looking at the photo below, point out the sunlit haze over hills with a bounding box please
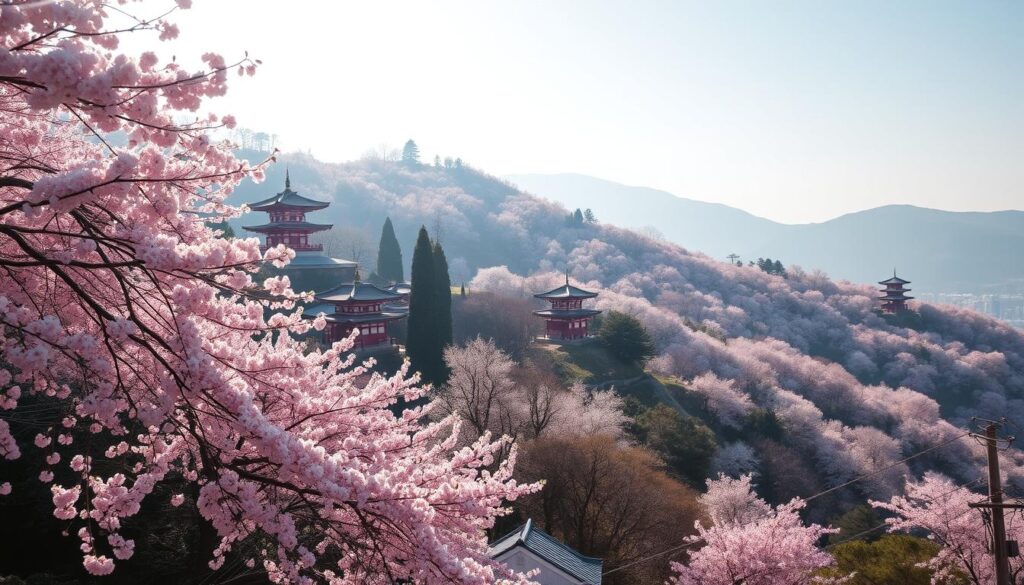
[130,0,1022,224]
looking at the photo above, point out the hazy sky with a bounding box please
[131,0,1022,224]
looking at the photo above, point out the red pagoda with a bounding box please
[243,170,332,252]
[533,275,602,340]
[243,171,357,293]
[315,281,407,349]
[878,271,914,314]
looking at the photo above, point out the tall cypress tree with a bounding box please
[406,227,440,384]
[376,217,404,283]
[433,240,453,351]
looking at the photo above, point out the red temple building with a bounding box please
[314,281,407,349]
[533,276,602,340]
[243,171,357,292]
[878,271,914,314]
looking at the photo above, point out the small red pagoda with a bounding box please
[243,170,332,252]
[315,281,407,349]
[533,274,602,340]
[878,271,914,314]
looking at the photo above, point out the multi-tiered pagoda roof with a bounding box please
[242,170,333,249]
[243,170,356,293]
[312,281,407,349]
[878,271,914,313]
[533,274,602,340]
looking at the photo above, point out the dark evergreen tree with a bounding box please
[375,217,404,283]
[598,311,657,365]
[401,139,420,166]
[433,154,441,167]
[406,227,440,384]
[573,208,584,225]
[773,259,785,276]
[433,240,453,352]
[460,282,466,298]
[583,208,596,223]
[632,404,717,486]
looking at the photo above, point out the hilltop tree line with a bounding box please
[565,207,598,226]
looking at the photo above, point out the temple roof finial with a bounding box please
[565,269,569,286]
[285,167,291,190]
[894,267,897,278]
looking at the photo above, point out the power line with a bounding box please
[602,431,972,576]
[823,477,985,550]
[804,431,971,505]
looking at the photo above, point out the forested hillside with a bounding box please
[232,152,1024,502]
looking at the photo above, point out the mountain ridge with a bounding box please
[506,173,1024,293]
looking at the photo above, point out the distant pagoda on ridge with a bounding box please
[243,170,356,292]
[878,271,914,314]
[533,273,602,340]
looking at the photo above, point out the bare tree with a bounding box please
[311,225,375,266]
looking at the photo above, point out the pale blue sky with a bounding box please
[133,0,1022,223]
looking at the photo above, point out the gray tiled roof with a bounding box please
[532,309,602,319]
[241,220,333,233]
[489,519,602,585]
[317,282,402,303]
[248,188,330,211]
[878,275,911,285]
[286,252,357,269]
[534,284,598,299]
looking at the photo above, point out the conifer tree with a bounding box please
[433,240,454,352]
[401,139,420,166]
[376,216,404,283]
[406,227,442,385]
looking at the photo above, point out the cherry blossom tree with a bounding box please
[439,338,627,449]
[0,3,536,582]
[872,472,1024,585]
[670,474,836,585]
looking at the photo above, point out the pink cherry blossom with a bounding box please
[0,3,539,582]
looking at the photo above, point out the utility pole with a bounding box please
[986,422,1012,585]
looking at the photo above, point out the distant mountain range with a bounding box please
[506,173,1024,294]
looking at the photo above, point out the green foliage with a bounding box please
[632,404,717,486]
[376,217,404,283]
[819,535,944,585]
[433,240,453,351]
[828,504,882,545]
[583,208,597,223]
[404,228,454,385]
[745,408,784,441]
[599,311,657,365]
[535,339,643,385]
[754,257,786,276]
[406,226,443,385]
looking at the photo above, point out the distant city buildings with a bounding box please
[917,292,1024,329]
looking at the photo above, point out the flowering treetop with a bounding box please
[670,474,836,585]
[0,2,536,582]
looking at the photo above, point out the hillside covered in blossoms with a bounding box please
[232,153,1024,500]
